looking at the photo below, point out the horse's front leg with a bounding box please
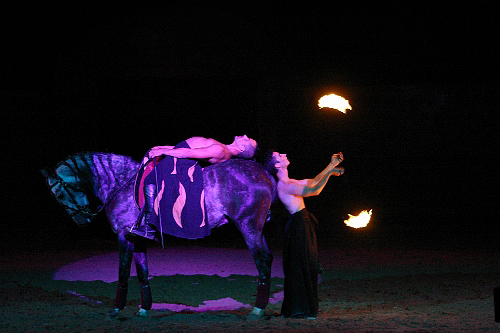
[109,233,134,317]
[133,238,152,316]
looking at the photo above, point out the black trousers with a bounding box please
[281,208,319,318]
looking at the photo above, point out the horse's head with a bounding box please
[41,162,97,227]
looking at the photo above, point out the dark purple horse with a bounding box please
[41,152,275,317]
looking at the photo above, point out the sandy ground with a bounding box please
[1,236,500,333]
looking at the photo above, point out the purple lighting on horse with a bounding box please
[42,152,276,314]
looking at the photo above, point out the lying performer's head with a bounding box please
[234,135,258,159]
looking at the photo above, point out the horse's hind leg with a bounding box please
[240,229,273,314]
[253,245,274,311]
[236,213,274,315]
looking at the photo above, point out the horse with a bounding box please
[41,152,276,317]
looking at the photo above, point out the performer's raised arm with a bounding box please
[274,153,344,198]
[301,153,344,196]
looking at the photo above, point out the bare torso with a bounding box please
[277,179,307,214]
[184,137,233,164]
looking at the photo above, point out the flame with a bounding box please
[344,209,372,229]
[318,94,352,113]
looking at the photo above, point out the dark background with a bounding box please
[2,2,497,251]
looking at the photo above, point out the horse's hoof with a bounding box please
[135,308,148,318]
[247,307,264,319]
[107,308,120,319]
[250,307,265,316]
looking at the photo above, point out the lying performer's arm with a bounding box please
[149,144,226,161]
[147,145,174,157]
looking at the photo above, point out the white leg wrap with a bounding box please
[249,307,264,316]
[136,308,148,317]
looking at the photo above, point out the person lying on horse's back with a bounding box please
[127,135,258,242]
[148,135,257,164]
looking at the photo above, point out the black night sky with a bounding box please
[2,2,497,251]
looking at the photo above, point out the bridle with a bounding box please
[46,154,138,222]
[47,168,98,221]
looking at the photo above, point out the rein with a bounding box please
[95,172,137,213]
[48,171,98,219]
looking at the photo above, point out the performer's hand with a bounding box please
[330,152,344,167]
[148,147,166,159]
[331,167,344,176]
[148,145,175,159]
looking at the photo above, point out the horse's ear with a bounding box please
[40,168,52,179]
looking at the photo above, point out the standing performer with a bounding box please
[264,151,344,319]
[127,135,258,243]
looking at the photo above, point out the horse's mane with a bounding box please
[57,152,140,170]
[70,151,140,164]
[51,152,142,219]
[53,152,141,192]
